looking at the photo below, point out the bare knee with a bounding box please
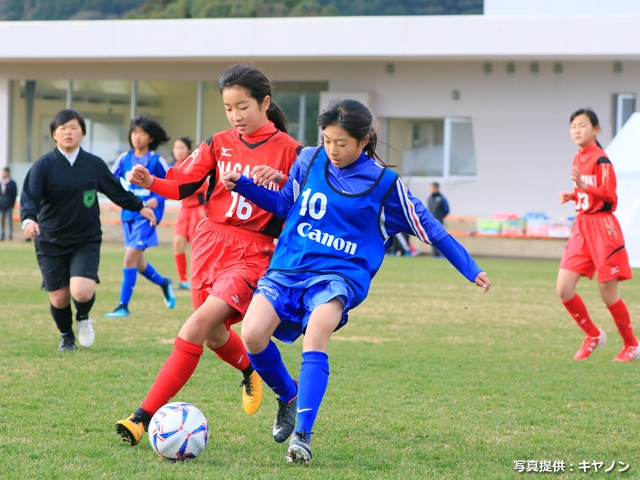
[556,283,575,301]
[241,322,270,354]
[599,280,620,306]
[49,289,71,309]
[203,326,229,351]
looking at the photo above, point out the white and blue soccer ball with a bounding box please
[148,402,209,461]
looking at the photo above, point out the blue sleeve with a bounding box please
[233,176,288,218]
[233,151,310,218]
[382,179,448,244]
[432,234,483,282]
[383,179,481,282]
[111,155,125,180]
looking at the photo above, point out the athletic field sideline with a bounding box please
[1,242,639,479]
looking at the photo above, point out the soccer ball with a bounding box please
[148,402,209,461]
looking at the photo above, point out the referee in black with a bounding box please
[20,109,156,351]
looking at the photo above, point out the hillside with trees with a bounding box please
[2,0,482,20]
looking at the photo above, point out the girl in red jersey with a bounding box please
[171,137,207,291]
[115,64,302,446]
[557,108,638,362]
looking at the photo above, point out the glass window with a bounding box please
[615,93,636,135]
[447,119,477,176]
[389,117,476,178]
[273,81,328,147]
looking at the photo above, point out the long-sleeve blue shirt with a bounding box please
[233,147,482,283]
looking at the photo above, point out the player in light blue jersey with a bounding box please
[222,99,491,464]
[106,115,176,318]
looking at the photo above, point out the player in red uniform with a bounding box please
[115,64,301,446]
[171,137,207,290]
[557,108,638,362]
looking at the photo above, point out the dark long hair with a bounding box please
[175,136,192,151]
[50,109,86,137]
[128,114,169,151]
[570,108,602,148]
[317,99,381,162]
[218,63,288,133]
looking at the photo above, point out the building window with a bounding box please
[614,93,636,135]
[390,117,476,179]
[273,81,328,147]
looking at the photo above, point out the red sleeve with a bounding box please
[585,160,617,204]
[149,140,216,200]
[149,176,180,200]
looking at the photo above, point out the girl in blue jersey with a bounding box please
[106,115,175,318]
[222,99,491,464]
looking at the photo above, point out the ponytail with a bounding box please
[267,102,288,133]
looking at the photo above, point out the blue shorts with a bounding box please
[122,217,158,250]
[255,271,356,343]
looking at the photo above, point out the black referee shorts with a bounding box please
[35,239,101,292]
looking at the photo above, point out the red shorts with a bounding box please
[174,205,206,242]
[189,218,275,327]
[560,212,632,283]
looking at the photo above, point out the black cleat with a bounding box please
[286,432,313,464]
[273,394,297,443]
[58,334,77,351]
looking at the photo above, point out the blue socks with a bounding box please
[141,263,165,286]
[119,267,137,306]
[295,351,329,440]
[248,340,297,402]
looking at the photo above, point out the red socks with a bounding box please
[562,294,600,337]
[175,253,187,282]
[141,337,203,416]
[608,298,638,347]
[212,328,251,371]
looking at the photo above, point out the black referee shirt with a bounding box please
[20,148,144,246]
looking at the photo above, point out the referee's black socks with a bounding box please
[73,294,95,320]
[50,303,73,335]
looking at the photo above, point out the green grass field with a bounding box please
[1,242,639,479]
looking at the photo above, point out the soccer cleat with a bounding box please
[77,319,95,348]
[286,432,313,464]
[574,329,607,360]
[105,305,130,318]
[240,370,263,415]
[161,278,176,309]
[58,334,77,351]
[612,344,640,362]
[116,414,148,446]
[177,281,190,290]
[273,391,297,443]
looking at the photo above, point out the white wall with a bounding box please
[485,0,640,16]
[1,55,638,220]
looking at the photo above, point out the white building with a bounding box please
[0,0,638,219]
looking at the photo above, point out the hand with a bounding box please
[559,191,573,204]
[569,167,586,190]
[24,221,40,239]
[127,164,154,188]
[474,272,491,293]
[139,207,157,226]
[221,170,241,190]
[251,165,283,187]
[145,197,158,209]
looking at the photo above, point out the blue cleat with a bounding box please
[161,278,176,309]
[105,304,130,318]
[177,281,190,291]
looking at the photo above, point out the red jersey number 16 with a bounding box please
[225,191,253,220]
